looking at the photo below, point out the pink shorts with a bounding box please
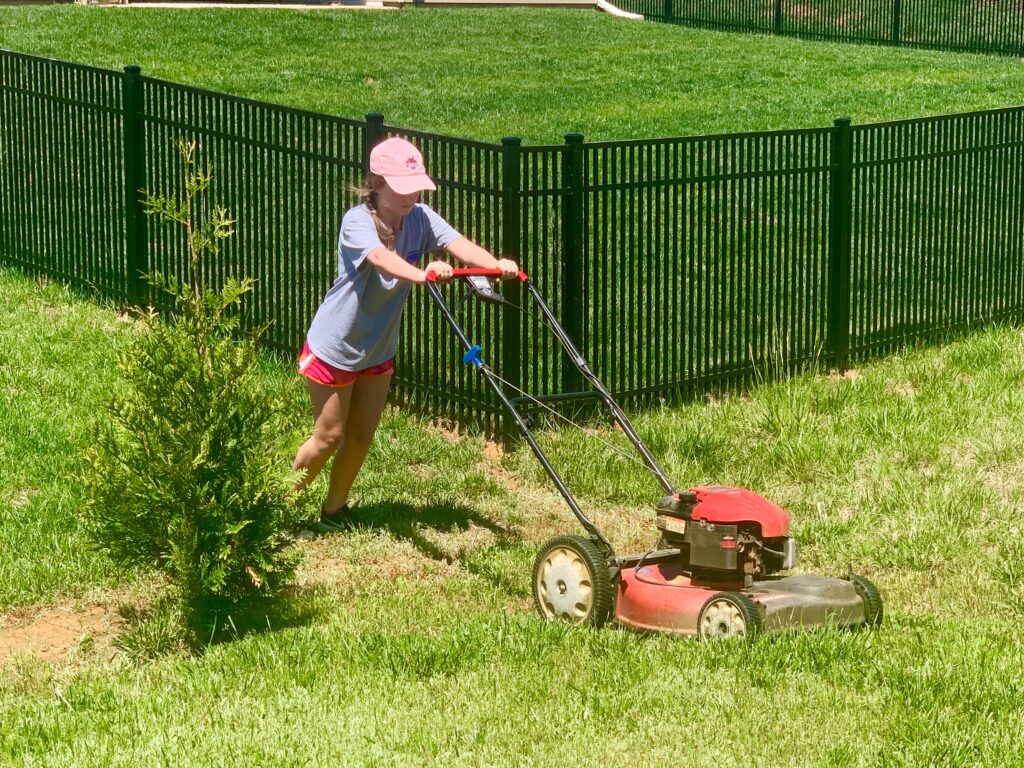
[297,341,395,388]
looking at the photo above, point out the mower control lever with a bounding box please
[465,276,519,309]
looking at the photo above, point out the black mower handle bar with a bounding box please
[425,267,528,283]
[421,266,677,515]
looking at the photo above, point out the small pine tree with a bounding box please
[82,139,304,643]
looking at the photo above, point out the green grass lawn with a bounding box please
[3,265,1024,765]
[0,7,1023,142]
[4,11,1024,763]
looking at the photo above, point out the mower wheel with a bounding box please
[697,592,762,640]
[533,536,615,628]
[849,574,883,627]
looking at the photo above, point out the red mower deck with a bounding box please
[616,564,871,636]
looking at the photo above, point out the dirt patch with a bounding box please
[827,368,862,382]
[0,601,126,667]
[426,420,465,443]
[980,463,1024,504]
[500,483,656,551]
[296,537,353,588]
[39,303,66,318]
[484,462,521,492]
[8,488,35,509]
[409,464,433,480]
[889,381,918,398]
[944,440,978,470]
[294,535,464,598]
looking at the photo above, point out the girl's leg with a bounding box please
[322,373,392,513]
[292,380,354,493]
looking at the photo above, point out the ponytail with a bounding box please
[351,173,395,248]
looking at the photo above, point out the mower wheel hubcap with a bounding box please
[701,600,747,638]
[536,546,594,622]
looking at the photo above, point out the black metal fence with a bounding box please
[850,108,1024,353]
[3,49,1024,434]
[616,0,1024,57]
[0,54,128,298]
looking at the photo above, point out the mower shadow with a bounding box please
[342,500,523,564]
[314,501,536,598]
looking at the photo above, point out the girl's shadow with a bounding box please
[341,500,522,563]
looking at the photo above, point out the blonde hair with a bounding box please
[352,172,395,248]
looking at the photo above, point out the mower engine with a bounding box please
[655,487,797,586]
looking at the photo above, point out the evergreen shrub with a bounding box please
[82,140,304,642]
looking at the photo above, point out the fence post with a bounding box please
[122,65,147,305]
[774,0,783,34]
[563,133,585,395]
[663,0,673,23]
[364,112,385,173]
[501,136,522,445]
[891,0,902,44]
[827,117,853,370]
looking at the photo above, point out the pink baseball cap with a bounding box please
[369,137,436,195]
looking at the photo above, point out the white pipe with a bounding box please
[596,0,643,20]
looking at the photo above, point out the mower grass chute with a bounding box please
[425,268,883,640]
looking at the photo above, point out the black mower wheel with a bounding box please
[532,535,615,628]
[697,592,762,640]
[850,574,883,627]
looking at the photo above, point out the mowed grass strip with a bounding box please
[3,266,1024,764]
[0,7,1022,142]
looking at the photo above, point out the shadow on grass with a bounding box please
[201,502,519,645]
[115,582,337,660]
[338,500,521,561]
[207,584,336,644]
[116,502,526,659]
[321,500,533,597]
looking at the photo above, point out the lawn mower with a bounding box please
[424,268,882,639]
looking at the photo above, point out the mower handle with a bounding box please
[422,264,677,503]
[425,267,528,283]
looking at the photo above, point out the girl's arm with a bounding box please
[365,246,442,284]
[445,237,518,278]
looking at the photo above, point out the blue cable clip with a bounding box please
[462,344,484,368]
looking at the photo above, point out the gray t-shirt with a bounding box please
[306,203,461,370]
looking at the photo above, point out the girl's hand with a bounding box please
[424,261,454,284]
[496,259,519,280]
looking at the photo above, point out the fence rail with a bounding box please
[614,0,1024,57]
[3,48,1024,436]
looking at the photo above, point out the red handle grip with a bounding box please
[426,268,528,283]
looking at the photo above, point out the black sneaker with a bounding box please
[314,504,351,533]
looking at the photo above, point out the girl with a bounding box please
[292,137,519,531]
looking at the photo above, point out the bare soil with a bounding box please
[0,601,126,667]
